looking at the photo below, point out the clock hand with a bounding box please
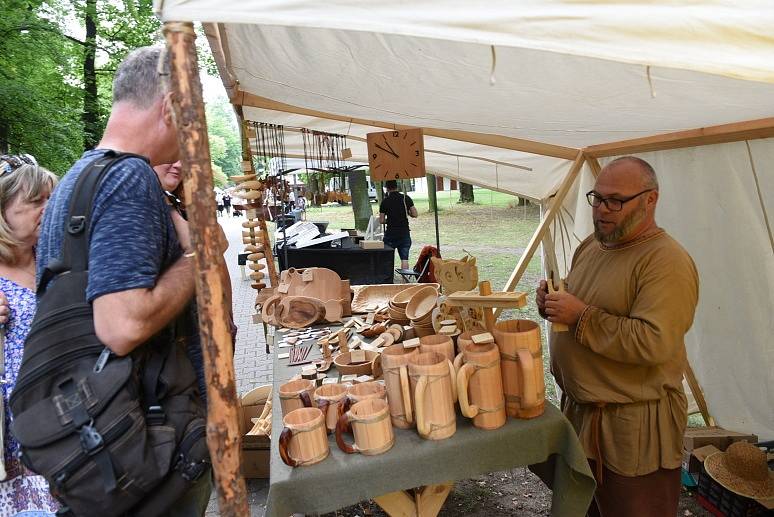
[374,143,399,159]
[382,135,400,157]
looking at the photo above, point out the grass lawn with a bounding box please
[280,188,560,403]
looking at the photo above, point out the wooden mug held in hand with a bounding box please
[335,398,394,456]
[409,352,457,440]
[492,320,545,419]
[456,342,506,430]
[279,378,315,417]
[278,407,329,467]
[380,344,418,429]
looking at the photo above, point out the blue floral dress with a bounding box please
[0,278,58,516]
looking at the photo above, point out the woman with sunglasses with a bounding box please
[0,155,58,516]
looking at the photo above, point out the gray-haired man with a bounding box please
[36,46,211,515]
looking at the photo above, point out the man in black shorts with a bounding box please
[379,180,418,270]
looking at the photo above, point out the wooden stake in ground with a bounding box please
[164,21,249,516]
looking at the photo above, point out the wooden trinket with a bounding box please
[248,263,266,271]
[340,374,358,384]
[313,383,348,433]
[456,342,506,430]
[471,332,495,345]
[279,407,329,467]
[418,334,455,363]
[231,173,256,182]
[247,252,265,261]
[439,325,457,335]
[333,350,379,376]
[380,344,419,429]
[335,399,394,456]
[242,220,261,228]
[402,338,420,349]
[431,255,479,294]
[492,320,545,419]
[278,379,315,417]
[547,279,569,332]
[408,352,457,440]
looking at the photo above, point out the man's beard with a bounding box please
[594,200,646,244]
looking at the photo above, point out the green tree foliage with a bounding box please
[205,96,241,179]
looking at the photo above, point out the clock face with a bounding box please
[366,128,426,181]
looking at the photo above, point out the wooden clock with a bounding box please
[366,128,426,181]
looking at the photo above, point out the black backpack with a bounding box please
[9,152,210,517]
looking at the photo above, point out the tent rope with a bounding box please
[745,141,774,256]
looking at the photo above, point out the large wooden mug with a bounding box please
[409,352,457,440]
[380,345,418,429]
[419,334,455,363]
[456,342,506,430]
[453,331,477,371]
[278,407,329,467]
[279,379,315,417]
[340,381,387,415]
[492,319,545,419]
[335,398,394,456]
[314,383,348,433]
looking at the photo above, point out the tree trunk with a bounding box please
[426,173,437,213]
[82,0,99,150]
[348,170,372,231]
[459,182,474,203]
[164,22,249,516]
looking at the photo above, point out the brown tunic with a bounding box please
[550,229,699,477]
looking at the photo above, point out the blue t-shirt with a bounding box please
[36,149,205,398]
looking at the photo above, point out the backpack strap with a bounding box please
[37,151,149,294]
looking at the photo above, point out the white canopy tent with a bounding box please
[155,1,774,440]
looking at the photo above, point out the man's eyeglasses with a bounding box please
[0,154,37,176]
[586,189,654,212]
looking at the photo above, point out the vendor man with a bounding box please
[379,180,418,270]
[536,156,699,517]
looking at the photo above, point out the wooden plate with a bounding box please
[334,350,379,375]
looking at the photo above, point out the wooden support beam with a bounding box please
[237,91,579,160]
[164,21,249,516]
[374,482,454,517]
[586,156,603,178]
[584,117,774,158]
[495,151,586,318]
[684,362,715,427]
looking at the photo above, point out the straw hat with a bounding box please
[704,441,774,500]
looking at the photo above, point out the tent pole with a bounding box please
[164,21,249,516]
[684,362,715,427]
[495,151,586,318]
[587,156,603,178]
[427,174,440,255]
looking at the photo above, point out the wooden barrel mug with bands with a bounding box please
[335,398,394,456]
[492,319,545,419]
[408,352,457,440]
[278,378,315,417]
[456,342,507,430]
[313,383,348,433]
[278,407,329,467]
[380,345,418,429]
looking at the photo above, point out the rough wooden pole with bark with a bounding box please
[163,21,249,516]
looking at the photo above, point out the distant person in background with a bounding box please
[379,180,417,270]
[0,154,59,516]
[222,193,231,217]
[215,191,224,217]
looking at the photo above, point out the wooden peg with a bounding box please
[478,281,496,331]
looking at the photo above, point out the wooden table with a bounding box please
[264,325,595,517]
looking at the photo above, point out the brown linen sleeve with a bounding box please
[576,247,699,365]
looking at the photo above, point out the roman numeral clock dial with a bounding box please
[367,128,426,181]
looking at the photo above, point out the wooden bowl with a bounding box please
[392,284,431,308]
[334,350,380,376]
[405,286,439,321]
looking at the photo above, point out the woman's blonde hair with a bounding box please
[0,162,58,264]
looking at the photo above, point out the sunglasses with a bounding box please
[0,154,37,176]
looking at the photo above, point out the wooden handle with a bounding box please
[456,363,478,418]
[517,348,538,408]
[453,353,464,373]
[299,390,313,408]
[335,412,357,454]
[447,359,458,403]
[278,427,297,466]
[399,365,413,425]
[339,396,353,418]
[414,376,430,437]
[316,398,332,434]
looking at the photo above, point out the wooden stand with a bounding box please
[374,482,454,517]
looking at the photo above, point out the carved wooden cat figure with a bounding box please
[431,255,479,294]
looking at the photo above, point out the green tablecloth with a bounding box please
[266,328,595,517]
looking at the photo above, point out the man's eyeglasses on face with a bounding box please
[586,189,654,212]
[0,154,37,176]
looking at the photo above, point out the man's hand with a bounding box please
[544,290,588,326]
[0,291,9,325]
[536,280,548,319]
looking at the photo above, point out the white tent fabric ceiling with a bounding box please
[155,1,774,439]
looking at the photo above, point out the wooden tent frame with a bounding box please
[164,20,774,514]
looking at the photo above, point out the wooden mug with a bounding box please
[335,398,394,456]
[341,381,387,414]
[419,334,455,363]
[278,407,329,467]
[380,344,419,429]
[456,342,506,430]
[279,378,315,417]
[492,320,545,419]
[408,352,457,440]
[313,383,348,433]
